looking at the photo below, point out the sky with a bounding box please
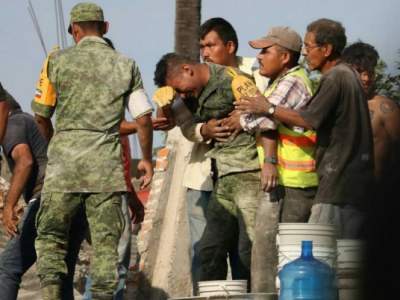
[1,0,399,153]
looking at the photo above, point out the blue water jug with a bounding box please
[279,240,337,300]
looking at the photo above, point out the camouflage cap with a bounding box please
[68,2,104,34]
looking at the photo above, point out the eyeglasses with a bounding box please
[303,44,320,52]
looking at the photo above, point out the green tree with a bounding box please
[175,0,201,61]
[375,52,400,102]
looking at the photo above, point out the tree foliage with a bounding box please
[375,53,400,102]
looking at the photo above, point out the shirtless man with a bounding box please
[342,42,400,182]
[343,42,400,300]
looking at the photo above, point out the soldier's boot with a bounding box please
[41,284,62,300]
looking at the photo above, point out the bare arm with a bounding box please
[260,130,279,192]
[120,120,138,135]
[34,114,54,142]
[273,106,313,129]
[136,113,154,189]
[152,107,176,131]
[3,144,33,237]
[0,101,10,144]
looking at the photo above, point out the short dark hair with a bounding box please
[200,17,239,54]
[75,21,105,34]
[342,42,379,73]
[154,53,197,87]
[307,18,347,57]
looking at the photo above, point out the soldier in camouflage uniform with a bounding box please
[154,53,262,285]
[31,3,153,299]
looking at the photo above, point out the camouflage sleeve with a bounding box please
[130,61,144,93]
[31,55,57,118]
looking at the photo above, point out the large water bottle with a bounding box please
[279,240,337,300]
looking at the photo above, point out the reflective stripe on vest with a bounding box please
[257,66,318,188]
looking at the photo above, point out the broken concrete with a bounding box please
[136,128,193,300]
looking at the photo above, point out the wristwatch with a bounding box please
[267,103,276,116]
[264,156,278,164]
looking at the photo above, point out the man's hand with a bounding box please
[152,117,176,131]
[3,144,33,238]
[221,110,242,131]
[235,95,271,115]
[261,162,278,192]
[200,119,232,142]
[3,204,18,237]
[221,110,242,140]
[137,159,153,189]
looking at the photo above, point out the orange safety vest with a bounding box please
[257,66,318,188]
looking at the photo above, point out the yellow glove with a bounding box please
[34,45,59,107]
[226,67,259,101]
[153,86,176,107]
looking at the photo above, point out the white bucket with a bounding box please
[276,223,338,290]
[337,239,366,300]
[278,244,337,270]
[198,280,247,297]
[169,293,278,300]
[277,223,338,270]
[337,239,365,270]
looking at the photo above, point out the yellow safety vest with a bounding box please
[257,66,318,188]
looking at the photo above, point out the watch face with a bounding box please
[268,105,275,115]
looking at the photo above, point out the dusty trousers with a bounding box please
[198,171,261,288]
[251,186,315,293]
[35,192,124,300]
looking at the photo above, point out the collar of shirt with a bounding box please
[77,36,108,47]
[267,65,301,88]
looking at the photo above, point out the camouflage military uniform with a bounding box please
[32,33,145,299]
[188,63,262,282]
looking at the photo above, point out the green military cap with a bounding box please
[68,2,104,34]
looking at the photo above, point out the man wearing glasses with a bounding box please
[236,18,374,239]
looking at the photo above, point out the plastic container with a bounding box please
[277,223,337,270]
[197,280,247,297]
[169,293,278,300]
[279,240,337,300]
[336,239,365,300]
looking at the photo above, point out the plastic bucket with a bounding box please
[277,223,338,270]
[198,280,247,297]
[337,239,365,300]
[276,223,338,290]
[337,239,365,270]
[169,293,278,300]
[278,244,337,270]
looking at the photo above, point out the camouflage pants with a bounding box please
[35,192,125,299]
[198,171,261,286]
